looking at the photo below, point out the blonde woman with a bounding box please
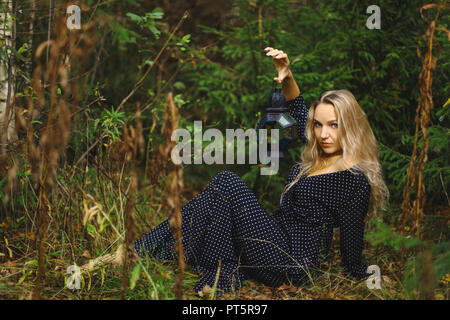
[134,47,389,296]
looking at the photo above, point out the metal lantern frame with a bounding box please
[255,88,298,158]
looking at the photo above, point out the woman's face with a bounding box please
[313,103,342,155]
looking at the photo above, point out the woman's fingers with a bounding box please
[265,48,288,60]
[266,49,283,57]
[265,47,290,83]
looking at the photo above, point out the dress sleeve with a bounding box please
[286,162,302,185]
[285,94,309,144]
[338,176,371,280]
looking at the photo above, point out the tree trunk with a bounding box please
[25,0,36,78]
[0,0,17,149]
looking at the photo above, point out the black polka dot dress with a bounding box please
[134,94,372,294]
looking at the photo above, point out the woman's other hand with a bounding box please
[264,47,291,84]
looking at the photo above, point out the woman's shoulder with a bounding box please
[290,161,301,171]
[286,162,303,184]
[290,162,303,175]
[286,93,306,105]
[345,165,371,191]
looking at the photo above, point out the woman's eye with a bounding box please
[314,122,321,127]
[332,123,338,128]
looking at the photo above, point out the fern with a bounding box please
[366,218,423,251]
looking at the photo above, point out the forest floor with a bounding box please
[0,246,402,300]
[1,221,441,300]
[0,169,448,300]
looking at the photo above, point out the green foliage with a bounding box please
[109,20,141,50]
[96,107,126,143]
[241,165,260,189]
[402,241,450,299]
[366,218,449,298]
[175,0,449,213]
[127,8,164,39]
[366,219,423,251]
[431,241,450,284]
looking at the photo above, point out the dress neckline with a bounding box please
[304,164,358,179]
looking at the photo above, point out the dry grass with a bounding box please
[0,162,448,300]
[0,216,417,301]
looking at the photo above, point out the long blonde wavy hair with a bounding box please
[280,89,389,217]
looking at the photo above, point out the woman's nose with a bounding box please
[320,127,330,139]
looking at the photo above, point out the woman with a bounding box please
[134,47,389,296]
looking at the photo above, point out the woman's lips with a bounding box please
[322,143,332,147]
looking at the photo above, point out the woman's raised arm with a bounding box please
[265,47,308,142]
[264,47,300,101]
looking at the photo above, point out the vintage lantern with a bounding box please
[255,87,298,158]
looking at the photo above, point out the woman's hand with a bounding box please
[264,47,300,100]
[264,47,292,84]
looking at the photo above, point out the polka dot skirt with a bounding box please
[134,95,372,294]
